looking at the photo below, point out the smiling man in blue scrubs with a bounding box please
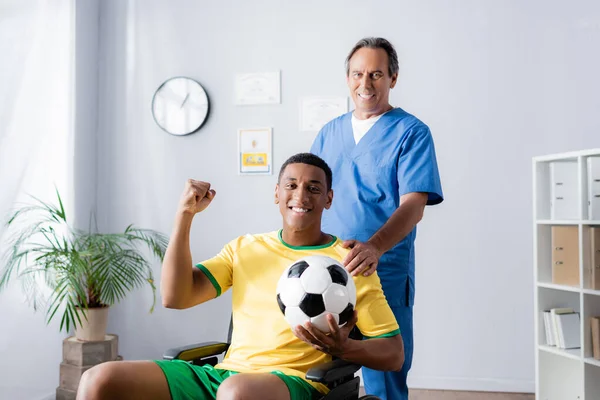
[310,37,444,400]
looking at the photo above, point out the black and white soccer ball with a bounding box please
[276,255,357,333]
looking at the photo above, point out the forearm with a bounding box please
[368,193,426,254]
[338,336,404,371]
[161,212,195,308]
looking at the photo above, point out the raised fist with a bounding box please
[178,179,216,215]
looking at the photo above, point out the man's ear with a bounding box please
[274,184,280,204]
[390,73,398,89]
[325,189,333,210]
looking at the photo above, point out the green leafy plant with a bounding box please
[0,190,168,333]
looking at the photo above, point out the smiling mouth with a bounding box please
[289,206,311,213]
[358,93,375,100]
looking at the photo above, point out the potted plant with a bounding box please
[0,190,168,341]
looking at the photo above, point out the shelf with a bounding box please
[537,282,581,293]
[535,283,600,294]
[536,220,580,225]
[538,344,581,360]
[533,148,600,162]
[585,357,600,368]
[535,220,600,225]
[535,150,600,399]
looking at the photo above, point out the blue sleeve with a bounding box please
[397,127,443,205]
[310,128,324,156]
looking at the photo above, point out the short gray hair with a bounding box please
[345,37,399,77]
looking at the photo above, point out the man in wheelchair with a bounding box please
[77,153,404,400]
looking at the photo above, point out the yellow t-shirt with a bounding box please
[196,230,399,394]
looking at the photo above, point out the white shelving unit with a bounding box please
[534,149,600,400]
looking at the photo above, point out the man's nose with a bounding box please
[293,187,310,202]
[360,75,372,88]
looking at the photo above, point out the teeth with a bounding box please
[359,94,373,99]
[291,207,308,213]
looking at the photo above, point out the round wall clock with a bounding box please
[151,77,210,136]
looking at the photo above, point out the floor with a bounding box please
[409,390,534,400]
[358,388,535,399]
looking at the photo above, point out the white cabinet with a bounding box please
[588,157,600,221]
[534,149,600,400]
[550,160,579,220]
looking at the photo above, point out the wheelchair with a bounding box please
[163,319,380,400]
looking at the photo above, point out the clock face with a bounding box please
[152,77,209,136]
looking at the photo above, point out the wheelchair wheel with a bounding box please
[359,396,381,400]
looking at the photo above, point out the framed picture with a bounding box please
[299,96,348,132]
[234,71,281,105]
[238,127,272,175]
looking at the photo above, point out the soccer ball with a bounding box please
[276,255,357,333]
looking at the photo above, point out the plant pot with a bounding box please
[74,307,109,341]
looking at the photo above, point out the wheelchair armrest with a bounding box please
[163,341,230,362]
[305,359,361,384]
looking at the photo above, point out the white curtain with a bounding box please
[0,0,74,241]
[0,1,74,398]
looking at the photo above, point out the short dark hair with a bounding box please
[345,37,399,77]
[278,153,332,191]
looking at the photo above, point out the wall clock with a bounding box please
[152,77,209,136]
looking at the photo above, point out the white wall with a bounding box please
[408,0,600,391]
[94,0,600,394]
[3,0,600,398]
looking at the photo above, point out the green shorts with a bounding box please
[154,360,320,400]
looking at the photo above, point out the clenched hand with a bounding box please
[178,179,216,215]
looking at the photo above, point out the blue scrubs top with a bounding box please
[311,108,443,307]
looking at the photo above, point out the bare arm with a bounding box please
[368,191,428,254]
[161,180,218,309]
[343,192,428,276]
[337,335,404,371]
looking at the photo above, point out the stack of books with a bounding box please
[543,308,580,349]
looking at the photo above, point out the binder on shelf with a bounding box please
[591,227,600,291]
[588,157,600,220]
[550,161,579,220]
[592,316,600,360]
[543,310,555,346]
[556,312,580,349]
[551,226,579,287]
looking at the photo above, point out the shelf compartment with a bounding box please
[538,287,581,348]
[583,294,600,361]
[538,350,583,400]
[585,362,600,400]
[536,224,580,288]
